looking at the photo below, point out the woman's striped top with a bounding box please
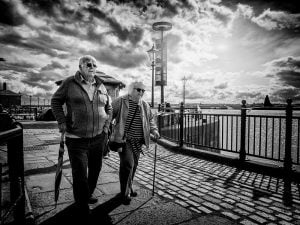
[125,99,144,140]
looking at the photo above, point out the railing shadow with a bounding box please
[222,166,296,206]
[283,176,293,206]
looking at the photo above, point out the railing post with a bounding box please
[7,126,25,224]
[239,100,247,161]
[0,162,2,222]
[284,99,293,172]
[179,102,184,148]
[157,113,161,135]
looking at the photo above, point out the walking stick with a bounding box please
[152,139,157,196]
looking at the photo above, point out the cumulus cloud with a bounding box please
[21,71,63,91]
[265,56,300,88]
[271,87,300,102]
[0,0,26,26]
[251,9,300,31]
[41,61,69,71]
[214,82,228,89]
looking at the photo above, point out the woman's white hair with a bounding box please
[128,81,146,94]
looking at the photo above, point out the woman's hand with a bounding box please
[153,130,160,139]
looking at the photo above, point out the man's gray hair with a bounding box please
[79,55,97,66]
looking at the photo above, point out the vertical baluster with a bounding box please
[297,118,300,164]
[247,116,250,154]
[265,117,268,158]
[253,117,256,156]
[226,115,228,150]
[284,99,293,172]
[279,118,282,161]
[259,117,262,157]
[272,118,274,159]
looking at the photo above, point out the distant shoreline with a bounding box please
[252,106,300,110]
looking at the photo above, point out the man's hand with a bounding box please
[153,130,160,140]
[58,123,66,133]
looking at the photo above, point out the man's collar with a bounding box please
[79,73,96,85]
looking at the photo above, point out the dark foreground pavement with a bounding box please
[2,121,300,224]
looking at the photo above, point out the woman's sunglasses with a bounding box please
[135,88,145,93]
[86,63,97,68]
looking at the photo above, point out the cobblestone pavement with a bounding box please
[105,144,300,225]
[22,128,300,225]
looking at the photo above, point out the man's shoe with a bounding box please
[122,196,131,205]
[88,195,98,204]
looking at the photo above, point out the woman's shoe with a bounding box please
[130,190,138,197]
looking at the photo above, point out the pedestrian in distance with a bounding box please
[111,81,160,205]
[51,55,112,220]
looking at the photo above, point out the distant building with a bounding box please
[0,82,22,108]
[55,71,125,100]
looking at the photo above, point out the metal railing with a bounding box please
[157,99,299,172]
[0,121,25,224]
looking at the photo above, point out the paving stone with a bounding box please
[276,213,293,221]
[221,211,240,220]
[233,208,250,216]
[278,221,296,225]
[179,214,237,225]
[236,203,255,212]
[220,202,234,209]
[240,219,259,225]
[197,205,212,214]
[175,199,189,207]
[256,206,274,214]
[249,214,267,224]
[202,201,221,211]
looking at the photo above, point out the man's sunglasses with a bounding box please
[86,63,97,68]
[135,88,145,93]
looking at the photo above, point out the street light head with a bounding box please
[147,44,157,62]
[152,21,172,31]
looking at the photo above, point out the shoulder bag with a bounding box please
[108,102,139,152]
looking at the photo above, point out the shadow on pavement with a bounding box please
[38,204,80,225]
[37,195,123,225]
[90,195,123,225]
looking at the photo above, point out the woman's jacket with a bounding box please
[111,94,158,148]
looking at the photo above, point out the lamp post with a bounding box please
[29,95,32,114]
[152,21,172,106]
[147,44,157,108]
[182,76,188,105]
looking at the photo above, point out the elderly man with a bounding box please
[51,55,112,219]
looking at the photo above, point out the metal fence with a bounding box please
[7,106,51,120]
[157,100,299,171]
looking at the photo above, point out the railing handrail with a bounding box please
[0,125,23,144]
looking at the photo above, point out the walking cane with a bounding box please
[152,138,157,196]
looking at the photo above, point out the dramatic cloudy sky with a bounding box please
[0,0,300,104]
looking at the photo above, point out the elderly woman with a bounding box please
[111,81,160,205]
